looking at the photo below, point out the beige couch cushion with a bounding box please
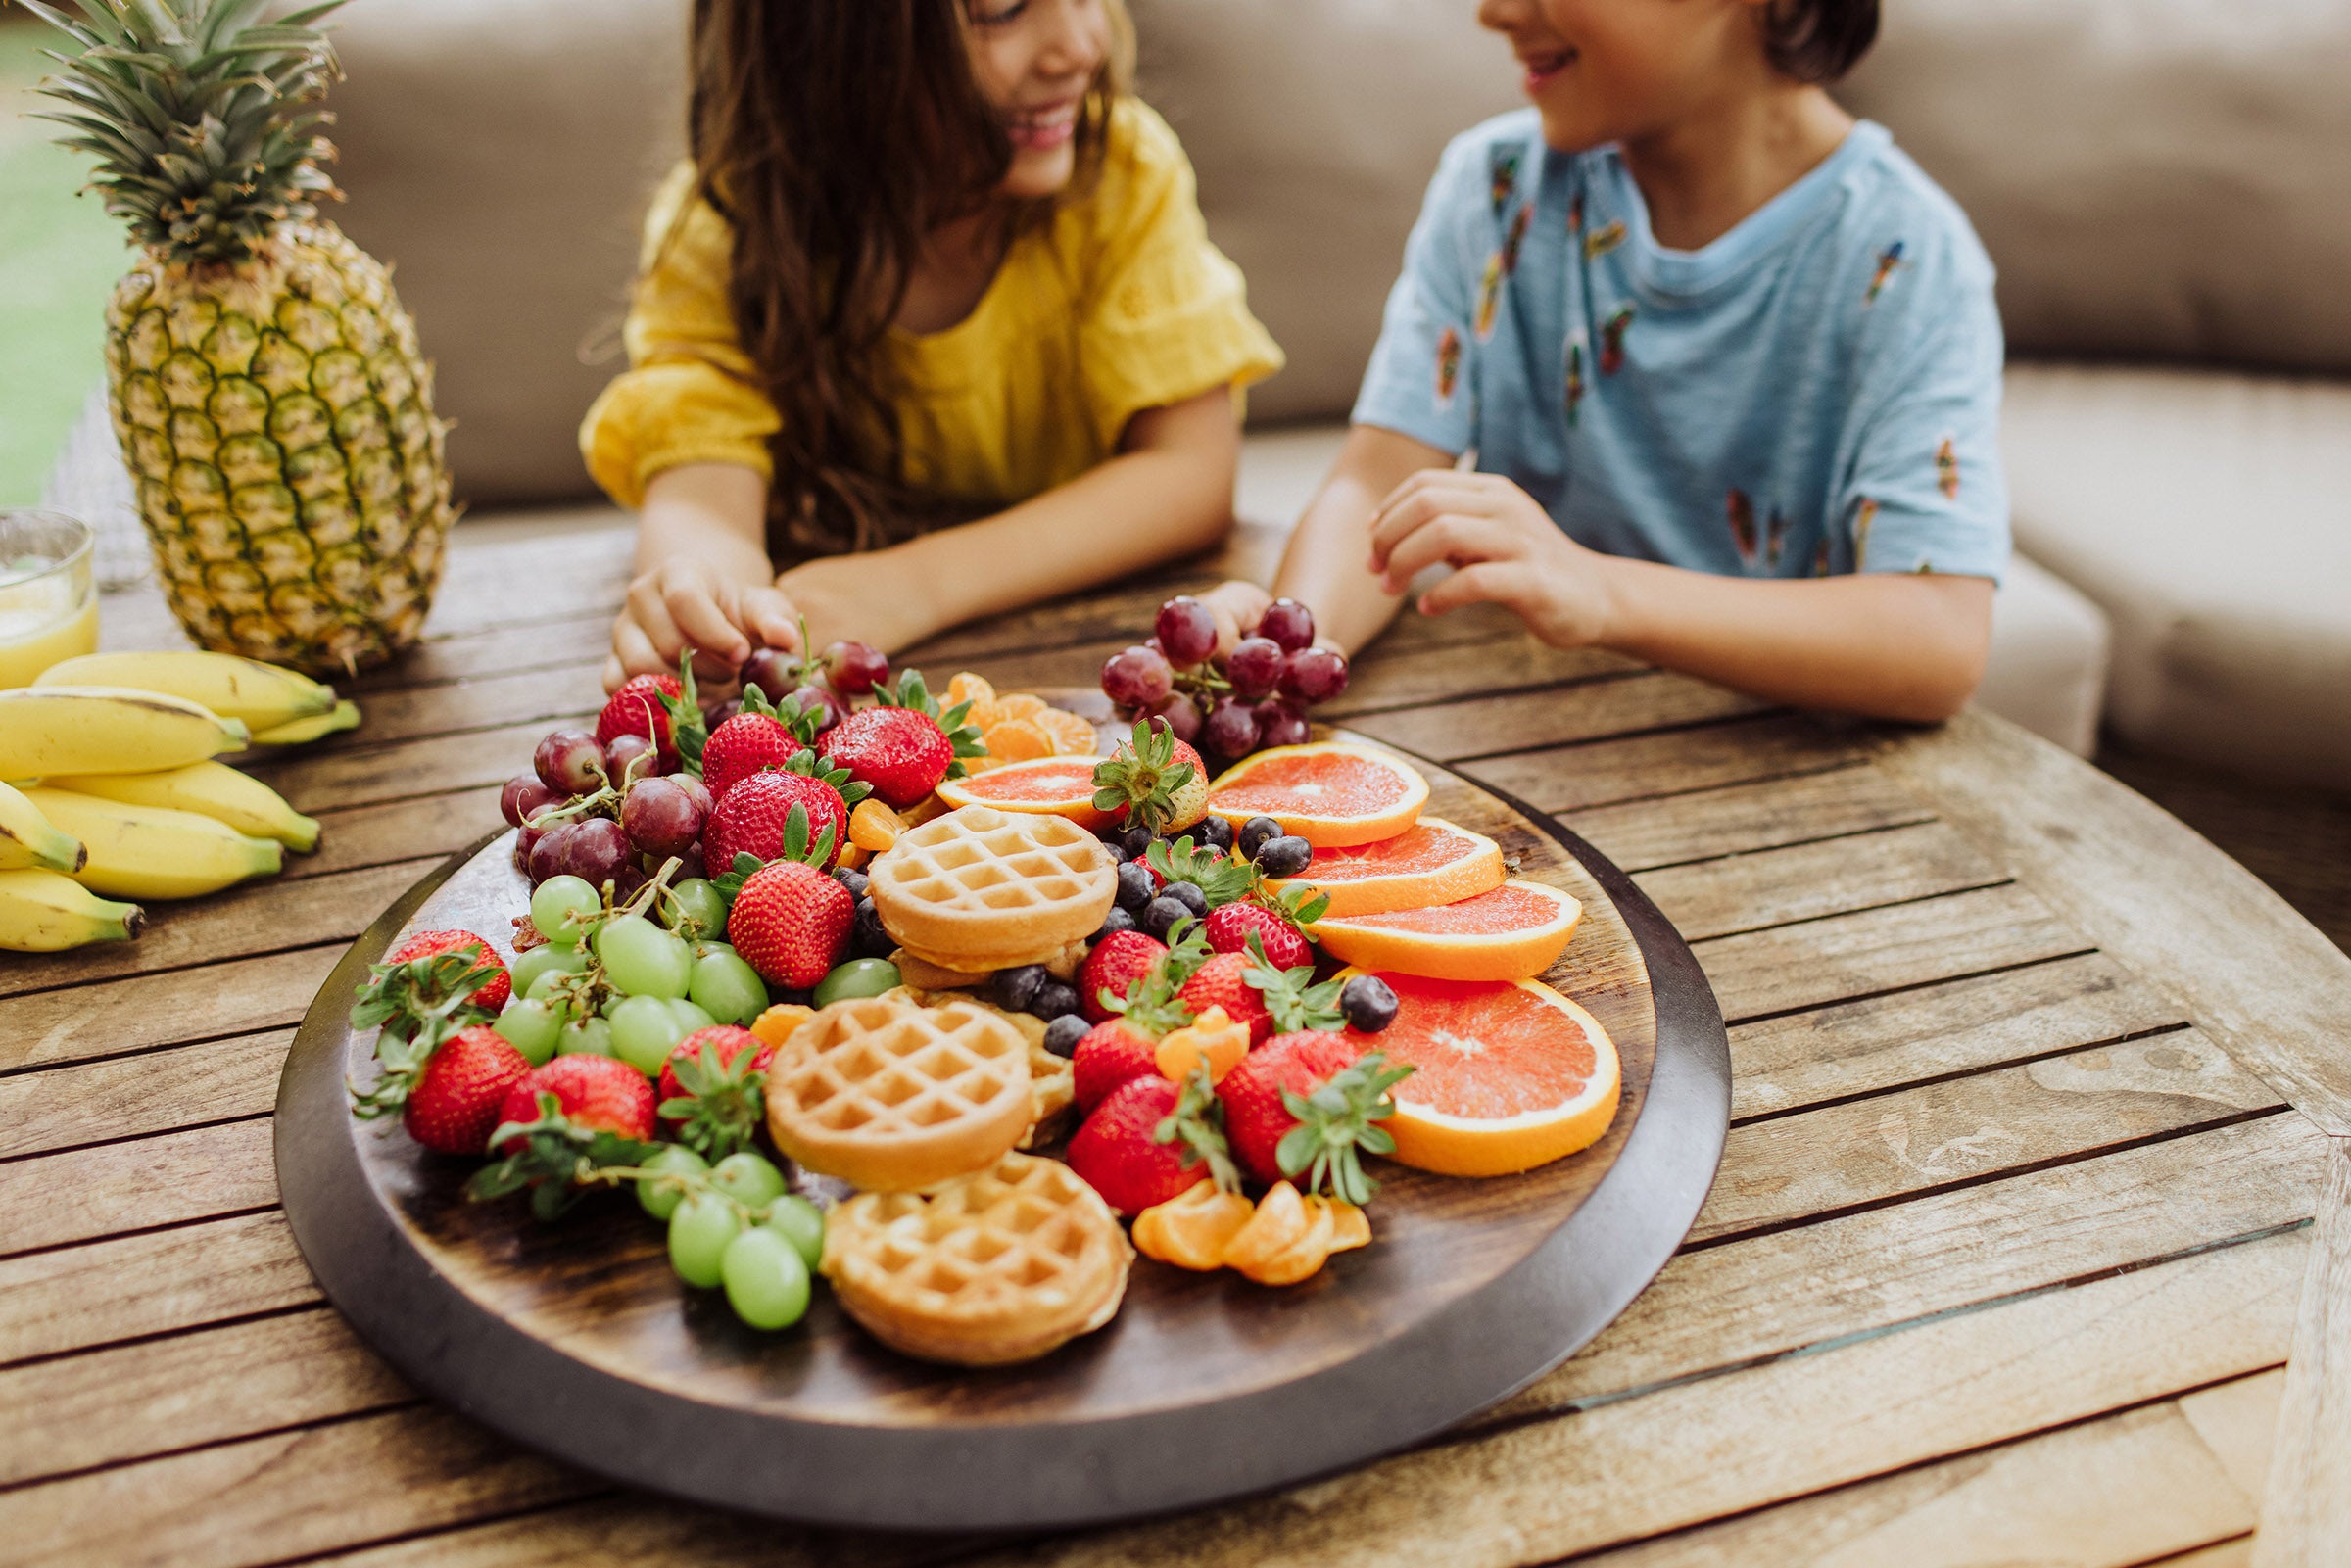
[2004,364,2351,785]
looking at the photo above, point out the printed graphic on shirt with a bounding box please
[1563,335,1587,427]
[1852,497,1880,571]
[1866,242,1908,306]
[1584,220,1627,261]
[1766,507,1790,569]
[1503,205,1534,274]
[1489,147,1521,216]
[1727,489,1758,564]
[1599,306,1634,375]
[1435,326,1463,410]
[1567,192,1584,236]
[1935,436,1960,499]
[1475,253,1505,342]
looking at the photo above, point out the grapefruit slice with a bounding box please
[1204,741,1429,847]
[934,754,1110,828]
[1310,879,1580,981]
[1268,816,1506,917]
[1344,971,1621,1176]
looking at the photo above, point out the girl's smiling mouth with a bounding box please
[1520,48,1575,93]
[1006,99,1080,149]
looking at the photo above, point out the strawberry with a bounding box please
[597,673,683,773]
[699,711,798,802]
[387,928,510,1012]
[1204,903,1311,972]
[1090,717,1209,834]
[702,769,848,873]
[1177,952,1272,1045]
[1217,1033,1411,1200]
[821,706,952,808]
[471,1055,660,1219]
[1066,1069,1236,1216]
[1080,928,1166,1023]
[1072,1018,1163,1113]
[727,860,854,988]
[493,1054,657,1153]
[657,1025,773,1159]
[402,1024,530,1156]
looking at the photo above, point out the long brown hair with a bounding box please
[682,0,1131,559]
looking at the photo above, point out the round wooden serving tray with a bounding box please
[275,734,1729,1532]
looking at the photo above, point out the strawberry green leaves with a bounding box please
[467,1092,657,1220]
[659,1038,768,1162]
[876,668,987,779]
[1155,1065,1242,1194]
[1241,936,1347,1034]
[1276,1052,1414,1206]
[1093,716,1198,836]
[348,949,504,1118]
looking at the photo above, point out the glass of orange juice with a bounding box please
[0,511,100,689]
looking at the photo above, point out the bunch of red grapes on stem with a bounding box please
[1100,594,1348,762]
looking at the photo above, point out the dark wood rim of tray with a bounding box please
[275,752,1730,1533]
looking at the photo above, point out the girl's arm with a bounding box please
[606,462,803,690]
[772,385,1242,656]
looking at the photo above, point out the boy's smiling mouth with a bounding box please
[1520,48,1576,93]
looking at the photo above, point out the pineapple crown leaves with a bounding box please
[346,950,502,1117]
[709,803,838,898]
[1153,1064,1242,1194]
[1091,717,1198,837]
[875,667,986,777]
[466,1092,655,1222]
[1105,918,1212,1035]
[1240,936,1347,1033]
[1144,834,1256,909]
[1275,1051,1415,1206]
[655,1040,767,1162]
[26,0,351,267]
[779,746,870,808]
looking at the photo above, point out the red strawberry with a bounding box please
[1177,952,1273,1045]
[1072,1018,1163,1113]
[727,860,853,988]
[656,1024,772,1111]
[700,711,798,802]
[702,770,847,873]
[494,1053,656,1153]
[1092,717,1210,834]
[656,1025,774,1156]
[1203,903,1312,972]
[597,673,683,773]
[822,706,951,808]
[1217,1031,1411,1201]
[403,1025,531,1155]
[1066,1072,1234,1216]
[388,928,510,1012]
[1080,928,1167,1023]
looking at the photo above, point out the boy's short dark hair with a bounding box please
[1762,0,1880,83]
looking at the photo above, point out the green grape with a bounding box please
[813,958,901,1007]
[761,1195,826,1271]
[720,1226,810,1330]
[636,1145,709,1221]
[668,999,717,1037]
[525,968,574,1004]
[508,942,586,997]
[690,950,768,1025]
[709,1151,787,1207]
[531,876,600,949]
[668,1192,744,1288]
[556,1017,613,1057]
[664,879,729,942]
[493,998,561,1066]
[609,993,688,1075]
[598,914,693,999]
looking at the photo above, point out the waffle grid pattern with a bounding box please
[868,806,1115,959]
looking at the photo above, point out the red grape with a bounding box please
[702,697,743,729]
[672,842,708,882]
[534,730,606,794]
[1100,644,1175,709]
[622,777,705,857]
[604,732,657,785]
[1279,646,1350,704]
[740,646,801,704]
[1224,637,1283,700]
[501,774,558,829]
[822,641,890,695]
[1155,596,1218,665]
[1202,696,1261,759]
[512,821,546,877]
[1146,690,1204,744]
[786,682,845,731]
[528,821,575,884]
[1257,597,1316,652]
[1255,698,1311,749]
[668,772,713,817]
[562,817,634,891]
[609,862,650,903]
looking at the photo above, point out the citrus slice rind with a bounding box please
[1266,816,1506,917]
[1203,741,1430,848]
[1310,879,1581,981]
[1339,971,1622,1176]
[934,755,1112,827]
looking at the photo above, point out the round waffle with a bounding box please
[868,806,1116,967]
[821,1152,1131,1366]
[764,995,1032,1192]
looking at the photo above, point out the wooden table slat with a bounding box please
[1564,761,1936,872]
[2248,1135,2351,1568]
[1633,819,2003,942]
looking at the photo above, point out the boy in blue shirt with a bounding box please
[1210,0,2006,721]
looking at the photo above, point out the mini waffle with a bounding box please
[821,1152,1131,1365]
[868,806,1115,967]
[764,995,1032,1192]
[882,987,1073,1144]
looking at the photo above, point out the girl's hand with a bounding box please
[606,557,803,691]
[1367,471,1622,648]
[1197,579,1273,658]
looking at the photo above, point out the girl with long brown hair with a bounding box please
[583,0,1282,687]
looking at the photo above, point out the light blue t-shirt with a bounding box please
[1355,114,2009,583]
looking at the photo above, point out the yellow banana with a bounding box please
[18,785,282,900]
[251,698,361,746]
[0,686,249,779]
[0,868,143,951]
[0,780,86,873]
[46,762,320,853]
[35,650,335,733]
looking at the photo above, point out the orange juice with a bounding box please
[0,573,99,689]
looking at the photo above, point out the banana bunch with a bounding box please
[35,650,356,742]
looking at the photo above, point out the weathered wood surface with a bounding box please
[4,511,2337,1565]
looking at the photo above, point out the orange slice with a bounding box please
[934,754,1112,828]
[1153,1005,1251,1084]
[849,797,903,851]
[1310,879,1579,981]
[1343,971,1621,1176]
[1132,1180,1256,1271]
[1035,707,1101,758]
[1204,741,1429,848]
[1268,817,1506,917]
[982,718,1056,763]
[750,1003,816,1049]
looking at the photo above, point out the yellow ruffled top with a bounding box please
[580,98,1283,519]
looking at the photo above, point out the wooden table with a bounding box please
[5,515,2347,1567]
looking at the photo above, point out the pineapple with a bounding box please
[28,0,454,676]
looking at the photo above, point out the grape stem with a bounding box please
[534,856,687,1022]
[577,1162,796,1228]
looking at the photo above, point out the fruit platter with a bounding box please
[275,600,1730,1531]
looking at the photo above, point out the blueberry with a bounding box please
[851,898,893,959]
[1341,974,1399,1032]
[1117,824,1155,862]
[1098,828,1131,862]
[1253,834,1314,879]
[1237,815,1283,859]
[992,963,1049,1014]
[1193,815,1235,854]
[1141,894,1192,939]
[832,866,869,900]
[1032,979,1082,1021]
[1163,879,1209,919]
[1092,906,1138,940]
[1043,1014,1089,1058]
[1115,860,1155,911]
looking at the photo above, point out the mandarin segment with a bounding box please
[1132,1180,1257,1271]
[982,719,1055,763]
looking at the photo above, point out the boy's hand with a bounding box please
[606,557,802,692]
[1368,471,1621,648]
[1197,580,1272,657]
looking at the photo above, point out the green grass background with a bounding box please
[0,11,133,506]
